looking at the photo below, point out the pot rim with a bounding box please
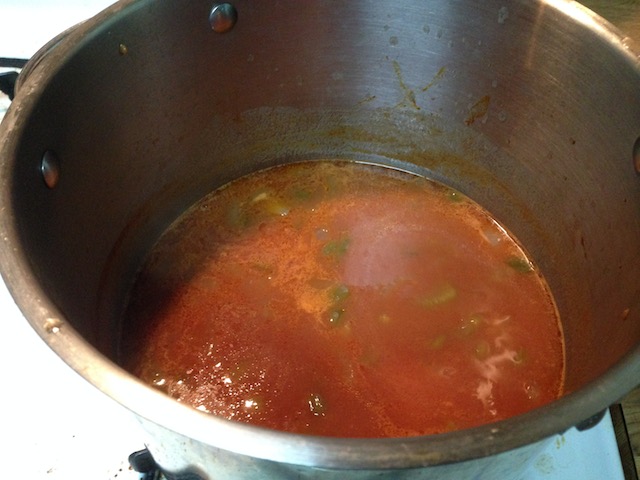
[0,0,639,469]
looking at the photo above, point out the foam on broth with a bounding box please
[121,161,564,437]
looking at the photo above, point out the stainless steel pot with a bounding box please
[1,0,639,478]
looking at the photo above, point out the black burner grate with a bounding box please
[129,449,204,480]
[0,57,27,100]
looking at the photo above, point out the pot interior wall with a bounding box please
[6,0,640,401]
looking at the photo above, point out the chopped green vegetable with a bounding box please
[226,202,251,230]
[287,185,325,207]
[251,191,269,202]
[251,190,290,217]
[328,308,346,326]
[322,237,350,259]
[419,283,457,308]
[330,284,350,303]
[292,188,312,201]
[325,283,350,327]
[506,256,533,273]
[264,198,290,216]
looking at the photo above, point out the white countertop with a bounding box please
[0,0,115,60]
[1,3,144,478]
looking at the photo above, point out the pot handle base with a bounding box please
[129,448,206,480]
[575,409,607,431]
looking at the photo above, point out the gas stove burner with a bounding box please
[129,449,204,480]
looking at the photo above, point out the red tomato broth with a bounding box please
[121,161,565,438]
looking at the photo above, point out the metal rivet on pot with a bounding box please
[41,150,61,189]
[634,136,640,174]
[43,317,63,334]
[209,3,238,33]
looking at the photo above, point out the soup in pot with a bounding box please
[121,160,564,437]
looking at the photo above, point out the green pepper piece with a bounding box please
[322,237,350,259]
[506,256,534,273]
[330,284,350,303]
[419,283,457,308]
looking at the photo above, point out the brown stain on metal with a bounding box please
[580,234,588,260]
[392,60,420,111]
[465,95,491,125]
[422,66,447,92]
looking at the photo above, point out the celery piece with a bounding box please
[506,256,533,273]
[330,284,350,303]
[322,237,350,259]
[419,283,457,308]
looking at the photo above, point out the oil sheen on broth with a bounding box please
[122,161,564,438]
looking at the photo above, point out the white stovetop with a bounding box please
[1,4,144,478]
[0,1,629,479]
